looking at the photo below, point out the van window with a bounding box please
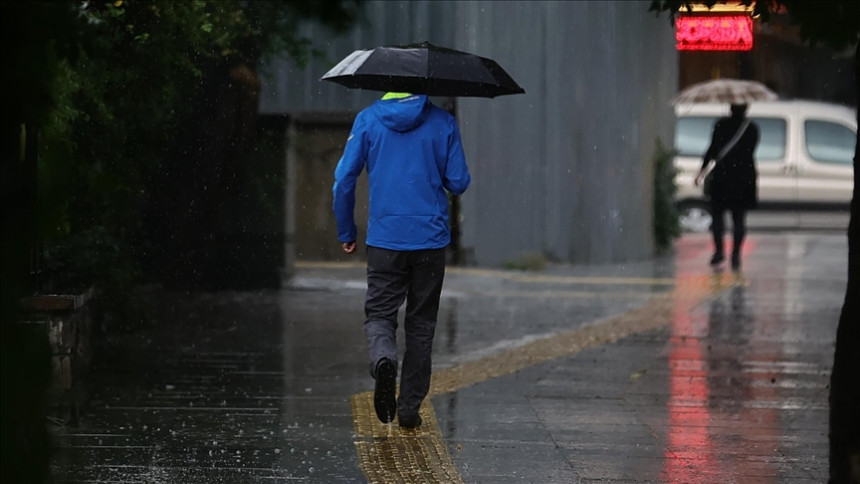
[804,120,856,165]
[675,116,786,161]
[753,117,787,161]
[675,116,716,157]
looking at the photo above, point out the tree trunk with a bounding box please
[829,42,860,484]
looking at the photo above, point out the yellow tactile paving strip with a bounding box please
[351,392,465,484]
[346,268,744,483]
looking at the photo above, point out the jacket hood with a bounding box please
[373,94,431,132]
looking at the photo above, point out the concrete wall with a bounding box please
[21,289,96,425]
[286,114,370,263]
[262,0,678,267]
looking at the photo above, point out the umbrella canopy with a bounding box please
[320,41,525,98]
[672,78,777,105]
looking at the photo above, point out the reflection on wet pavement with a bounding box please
[49,233,844,483]
[658,236,836,483]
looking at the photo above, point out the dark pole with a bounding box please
[445,96,463,265]
[828,41,860,484]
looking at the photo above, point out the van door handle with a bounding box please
[782,165,797,174]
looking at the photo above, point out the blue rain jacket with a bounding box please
[333,94,470,250]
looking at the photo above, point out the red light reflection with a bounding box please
[663,237,780,482]
[662,271,717,481]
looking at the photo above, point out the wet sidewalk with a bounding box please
[50,232,847,483]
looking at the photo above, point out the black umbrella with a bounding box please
[320,41,525,98]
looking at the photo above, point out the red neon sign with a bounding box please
[676,14,753,51]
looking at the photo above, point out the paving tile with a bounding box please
[50,233,847,483]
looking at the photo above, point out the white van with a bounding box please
[673,100,856,231]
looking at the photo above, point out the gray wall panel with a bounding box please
[454,1,677,266]
[258,1,457,114]
[455,1,549,265]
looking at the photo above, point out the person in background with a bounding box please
[695,103,760,271]
[332,92,470,428]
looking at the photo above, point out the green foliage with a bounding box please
[504,252,548,271]
[42,226,141,293]
[652,138,680,253]
[4,0,361,314]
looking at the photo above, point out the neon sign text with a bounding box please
[676,15,753,51]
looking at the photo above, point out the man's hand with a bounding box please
[342,241,356,254]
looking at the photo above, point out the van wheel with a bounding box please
[678,201,712,233]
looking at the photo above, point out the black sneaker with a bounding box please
[373,359,397,423]
[731,254,741,271]
[710,253,725,266]
[398,413,422,429]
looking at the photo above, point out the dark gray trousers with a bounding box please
[364,246,446,417]
[711,202,747,257]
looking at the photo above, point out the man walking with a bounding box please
[332,92,470,428]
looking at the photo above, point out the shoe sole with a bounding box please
[398,414,422,429]
[374,360,397,423]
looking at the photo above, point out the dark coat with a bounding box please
[702,115,760,209]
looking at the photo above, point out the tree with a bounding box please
[650,2,859,482]
[1,2,361,482]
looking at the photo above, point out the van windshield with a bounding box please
[675,116,787,161]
